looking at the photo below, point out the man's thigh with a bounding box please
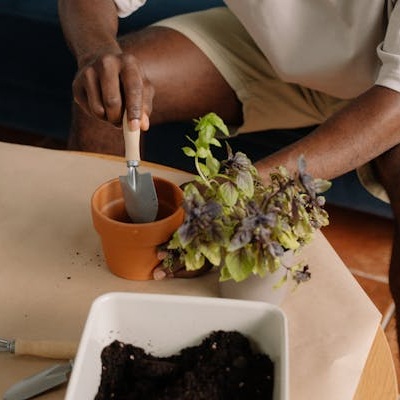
[154,7,348,134]
[118,25,242,126]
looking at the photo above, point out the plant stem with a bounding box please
[195,156,212,188]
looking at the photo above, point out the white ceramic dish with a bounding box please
[65,292,289,400]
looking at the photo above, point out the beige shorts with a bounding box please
[153,7,389,203]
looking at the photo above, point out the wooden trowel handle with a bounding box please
[123,110,141,162]
[14,339,78,360]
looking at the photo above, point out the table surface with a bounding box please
[355,327,398,399]
[0,145,397,399]
[91,153,400,400]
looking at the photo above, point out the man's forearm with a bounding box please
[58,0,121,67]
[256,85,400,182]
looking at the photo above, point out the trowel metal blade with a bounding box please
[3,361,73,400]
[119,173,158,223]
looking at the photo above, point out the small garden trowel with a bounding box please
[119,111,158,223]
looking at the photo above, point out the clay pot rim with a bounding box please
[91,176,184,229]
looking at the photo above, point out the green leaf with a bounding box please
[207,113,230,137]
[210,138,222,147]
[199,243,221,266]
[225,250,253,282]
[183,182,202,198]
[236,170,254,198]
[197,146,210,159]
[195,112,230,138]
[277,230,300,250]
[252,251,266,276]
[184,247,205,271]
[314,178,332,193]
[182,146,196,157]
[199,124,215,144]
[218,181,238,207]
[219,265,232,281]
[167,231,181,249]
[206,156,220,177]
[198,162,210,177]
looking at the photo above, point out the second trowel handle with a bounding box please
[122,111,141,162]
[14,339,78,359]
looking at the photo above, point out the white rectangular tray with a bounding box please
[65,292,289,400]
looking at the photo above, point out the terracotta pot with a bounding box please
[91,176,184,280]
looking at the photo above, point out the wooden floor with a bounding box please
[1,126,399,392]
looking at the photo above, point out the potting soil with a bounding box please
[95,330,274,400]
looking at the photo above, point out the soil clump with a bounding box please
[95,330,274,400]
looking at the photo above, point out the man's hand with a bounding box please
[73,50,153,131]
[58,0,152,131]
[153,248,213,280]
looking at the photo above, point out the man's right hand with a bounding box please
[58,0,152,131]
[73,50,153,131]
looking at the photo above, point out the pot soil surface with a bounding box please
[95,330,274,400]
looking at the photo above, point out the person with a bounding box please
[58,0,400,344]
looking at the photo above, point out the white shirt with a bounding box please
[113,0,400,99]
